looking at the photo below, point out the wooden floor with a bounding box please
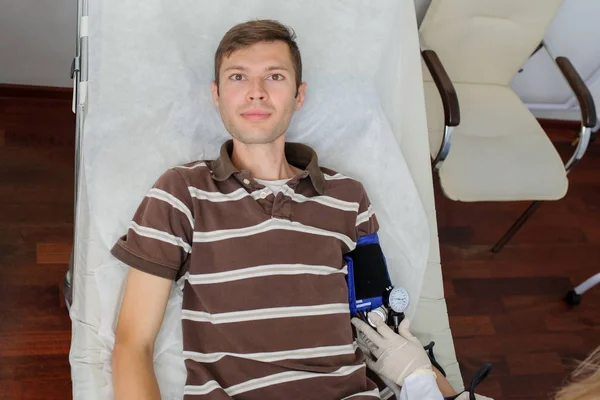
[0,88,75,399]
[0,87,598,399]
[438,125,600,399]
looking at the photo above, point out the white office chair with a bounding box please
[419,0,597,253]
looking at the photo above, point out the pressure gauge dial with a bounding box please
[388,286,409,313]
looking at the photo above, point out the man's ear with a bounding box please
[295,82,307,111]
[211,81,220,108]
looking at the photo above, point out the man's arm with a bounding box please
[432,366,457,397]
[112,267,173,400]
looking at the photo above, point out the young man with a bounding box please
[110,20,455,399]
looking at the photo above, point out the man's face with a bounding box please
[212,41,306,145]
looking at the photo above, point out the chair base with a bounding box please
[565,289,582,306]
[565,273,600,306]
[491,201,543,253]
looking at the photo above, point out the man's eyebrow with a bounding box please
[223,65,247,73]
[222,65,290,73]
[265,66,290,72]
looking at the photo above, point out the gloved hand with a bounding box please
[354,330,402,398]
[351,313,433,386]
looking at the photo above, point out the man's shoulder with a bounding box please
[319,167,367,198]
[152,159,217,189]
[167,159,217,178]
[172,159,214,171]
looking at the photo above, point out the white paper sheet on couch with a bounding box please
[74,0,430,398]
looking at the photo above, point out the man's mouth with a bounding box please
[241,110,272,121]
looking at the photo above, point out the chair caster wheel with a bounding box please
[565,289,581,306]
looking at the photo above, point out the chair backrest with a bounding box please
[420,0,563,86]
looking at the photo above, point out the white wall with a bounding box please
[511,0,600,125]
[0,0,76,88]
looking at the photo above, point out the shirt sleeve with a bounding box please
[110,168,194,280]
[400,373,445,400]
[355,183,380,239]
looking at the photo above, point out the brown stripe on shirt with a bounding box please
[189,230,347,274]
[181,313,355,355]
[182,273,349,314]
[184,352,365,387]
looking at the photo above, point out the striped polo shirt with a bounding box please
[111,140,385,399]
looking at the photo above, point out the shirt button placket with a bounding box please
[273,184,292,220]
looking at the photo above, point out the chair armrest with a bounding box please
[421,49,460,127]
[555,56,597,128]
[421,49,460,170]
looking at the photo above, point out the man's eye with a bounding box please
[269,74,284,81]
[230,74,244,81]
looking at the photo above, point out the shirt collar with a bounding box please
[211,139,325,194]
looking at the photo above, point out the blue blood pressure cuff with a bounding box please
[344,233,392,316]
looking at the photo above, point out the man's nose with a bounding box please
[247,79,268,101]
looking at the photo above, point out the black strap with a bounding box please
[423,341,447,377]
[444,363,493,400]
[467,363,492,400]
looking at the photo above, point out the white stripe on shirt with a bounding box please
[174,162,207,170]
[187,181,359,214]
[189,186,268,202]
[185,264,347,285]
[283,189,360,212]
[323,173,355,181]
[226,364,365,397]
[356,205,375,226]
[146,188,194,229]
[183,380,222,396]
[342,388,382,399]
[181,303,349,324]
[183,364,365,397]
[193,218,356,250]
[188,186,249,202]
[129,221,191,253]
[183,342,358,363]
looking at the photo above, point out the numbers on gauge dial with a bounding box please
[388,287,409,313]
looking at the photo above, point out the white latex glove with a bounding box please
[351,314,432,386]
[356,331,402,398]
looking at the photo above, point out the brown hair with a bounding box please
[214,20,302,95]
[555,345,600,400]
